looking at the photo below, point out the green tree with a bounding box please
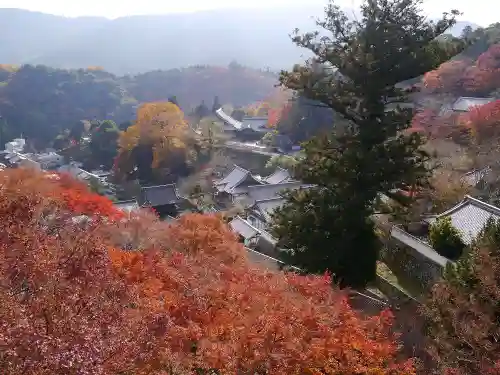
[420,218,500,375]
[276,95,336,143]
[69,120,85,142]
[272,0,465,288]
[211,95,221,113]
[168,95,179,106]
[192,101,211,125]
[230,108,246,121]
[89,120,120,169]
[429,216,466,259]
[266,153,301,171]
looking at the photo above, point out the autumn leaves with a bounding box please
[0,168,414,374]
[114,101,196,182]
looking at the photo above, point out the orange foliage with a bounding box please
[116,102,192,177]
[459,99,500,141]
[247,88,292,118]
[268,102,292,128]
[477,44,500,70]
[423,44,500,95]
[54,173,124,219]
[0,168,415,374]
[0,64,19,72]
[423,60,470,92]
[410,108,438,134]
[0,168,123,221]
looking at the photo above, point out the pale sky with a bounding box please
[0,0,496,26]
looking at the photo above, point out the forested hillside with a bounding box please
[0,63,277,146]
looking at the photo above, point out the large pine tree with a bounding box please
[272,0,465,288]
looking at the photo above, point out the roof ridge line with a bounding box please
[437,195,500,218]
[464,195,500,215]
[232,215,262,233]
[246,181,302,189]
[254,197,286,204]
[142,183,177,189]
[455,96,495,100]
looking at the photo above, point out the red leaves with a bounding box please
[459,99,500,141]
[53,173,124,220]
[0,169,414,374]
[477,44,500,71]
[423,60,470,93]
[410,108,438,134]
[268,102,292,128]
[0,169,123,223]
[423,44,500,95]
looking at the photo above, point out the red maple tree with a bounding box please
[267,102,292,128]
[0,168,415,374]
[422,60,470,93]
[459,99,500,142]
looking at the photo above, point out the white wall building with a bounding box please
[5,138,26,153]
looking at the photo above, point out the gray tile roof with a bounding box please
[263,167,291,184]
[229,216,260,239]
[253,197,287,222]
[240,182,314,204]
[215,108,269,133]
[214,165,262,193]
[430,195,500,244]
[215,108,243,130]
[137,184,181,207]
[240,117,269,132]
[451,97,495,112]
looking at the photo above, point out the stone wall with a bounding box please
[382,240,444,297]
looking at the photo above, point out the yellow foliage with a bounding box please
[117,102,190,170]
[0,64,19,72]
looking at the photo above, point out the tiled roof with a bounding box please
[430,195,500,244]
[241,182,314,203]
[214,165,261,193]
[215,108,243,130]
[253,198,287,222]
[137,184,181,207]
[263,167,291,184]
[240,117,269,132]
[229,216,260,239]
[451,97,495,112]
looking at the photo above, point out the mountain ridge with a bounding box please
[0,7,481,75]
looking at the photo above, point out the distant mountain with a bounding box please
[0,7,481,75]
[0,7,323,74]
[445,20,482,37]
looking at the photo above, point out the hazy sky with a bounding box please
[0,0,496,26]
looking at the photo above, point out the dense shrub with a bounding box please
[429,216,466,259]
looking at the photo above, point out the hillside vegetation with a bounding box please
[0,168,414,374]
[0,63,277,146]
